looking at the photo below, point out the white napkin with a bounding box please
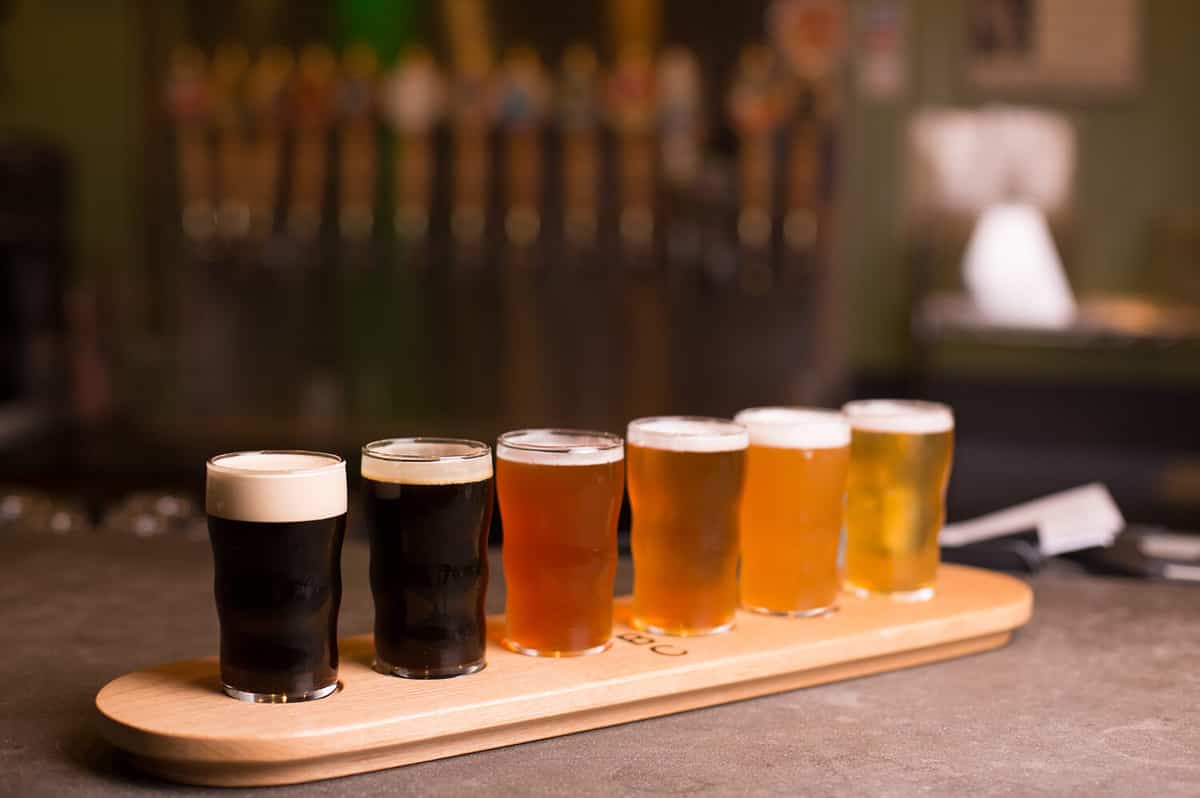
[940,483,1124,556]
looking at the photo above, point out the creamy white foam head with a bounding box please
[362,438,493,485]
[206,451,347,523]
[734,407,850,449]
[842,400,955,434]
[626,416,749,452]
[496,429,624,466]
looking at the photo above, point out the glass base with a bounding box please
[845,582,935,602]
[374,658,486,679]
[631,619,735,637]
[501,638,612,658]
[222,680,340,703]
[742,603,837,618]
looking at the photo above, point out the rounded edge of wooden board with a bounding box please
[94,564,1033,784]
[105,630,1019,788]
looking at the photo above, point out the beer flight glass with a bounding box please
[627,416,748,636]
[496,429,625,656]
[205,450,347,702]
[735,407,850,616]
[842,400,955,601]
[362,438,494,679]
[200,401,954,702]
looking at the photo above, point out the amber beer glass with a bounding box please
[627,417,748,635]
[206,451,347,702]
[362,438,494,679]
[735,408,850,616]
[843,400,954,600]
[497,429,624,656]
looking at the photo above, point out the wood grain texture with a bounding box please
[96,564,1032,787]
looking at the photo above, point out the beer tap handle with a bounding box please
[381,47,445,251]
[246,45,293,241]
[448,50,496,256]
[728,44,788,294]
[288,44,337,244]
[496,47,551,252]
[768,0,849,273]
[656,47,703,191]
[784,111,821,263]
[558,44,601,251]
[165,45,215,245]
[656,46,705,270]
[210,43,252,243]
[336,43,381,246]
[606,46,658,261]
[442,0,497,261]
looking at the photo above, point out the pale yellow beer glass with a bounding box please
[842,400,954,601]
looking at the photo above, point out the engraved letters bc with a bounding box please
[616,632,687,657]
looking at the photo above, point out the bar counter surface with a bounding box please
[3,532,1197,796]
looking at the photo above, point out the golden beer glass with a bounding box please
[496,429,625,657]
[734,407,850,616]
[627,416,748,636]
[842,400,954,601]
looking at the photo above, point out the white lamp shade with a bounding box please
[962,202,1077,329]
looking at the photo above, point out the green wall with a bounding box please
[0,0,145,308]
[842,0,1200,371]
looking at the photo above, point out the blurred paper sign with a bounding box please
[941,483,1124,556]
[967,0,1141,96]
[858,0,908,101]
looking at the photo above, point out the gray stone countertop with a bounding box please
[2,532,1198,797]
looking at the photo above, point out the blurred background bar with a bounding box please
[0,0,1197,534]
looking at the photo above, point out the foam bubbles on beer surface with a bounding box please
[496,430,624,466]
[734,407,850,449]
[206,451,347,523]
[626,416,749,452]
[842,400,954,435]
[362,439,493,485]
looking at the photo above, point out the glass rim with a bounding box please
[841,399,954,416]
[206,449,345,475]
[627,415,747,438]
[362,437,491,462]
[734,407,849,449]
[496,428,624,455]
[841,399,954,434]
[735,406,848,427]
[626,415,748,452]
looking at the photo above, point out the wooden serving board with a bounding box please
[96,564,1032,787]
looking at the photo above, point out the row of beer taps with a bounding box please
[165,16,840,283]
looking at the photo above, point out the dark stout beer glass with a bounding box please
[362,438,494,678]
[205,450,347,703]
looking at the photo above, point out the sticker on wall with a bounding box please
[858,0,909,101]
